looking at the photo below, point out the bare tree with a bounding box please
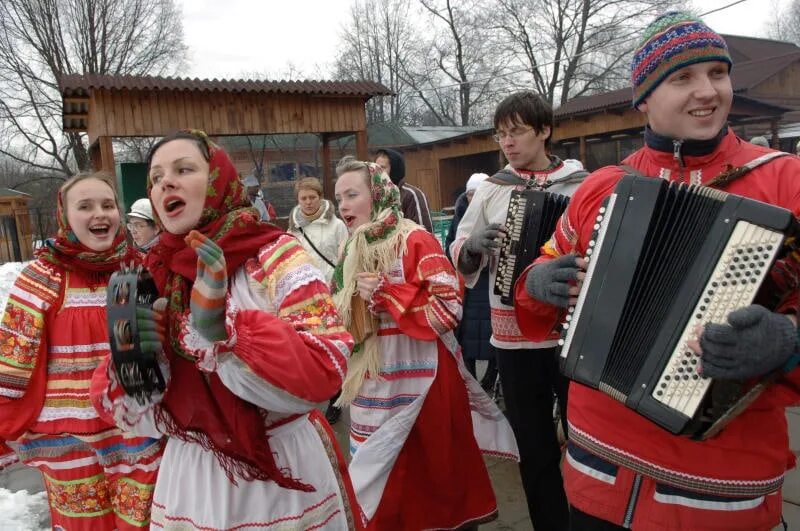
[0,0,187,177]
[491,0,682,106]
[115,137,158,164]
[765,0,800,45]
[412,0,507,125]
[334,0,420,124]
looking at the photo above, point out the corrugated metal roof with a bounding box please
[214,123,490,153]
[58,74,393,97]
[554,88,631,119]
[367,123,418,147]
[0,188,31,197]
[402,125,487,144]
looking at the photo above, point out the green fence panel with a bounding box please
[431,211,453,250]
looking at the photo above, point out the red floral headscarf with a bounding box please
[143,130,306,490]
[37,174,128,284]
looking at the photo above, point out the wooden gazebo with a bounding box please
[0,188,33,262]
[59,74,392,197]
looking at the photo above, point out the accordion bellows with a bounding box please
[559,175,796,438]
[495,189,569,305]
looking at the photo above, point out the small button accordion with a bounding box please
[558,175,798,438]
[494,188,569,305]
[106,264,166,404]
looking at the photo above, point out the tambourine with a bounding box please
[106,263,166,404]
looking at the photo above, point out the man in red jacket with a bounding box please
[514,11,800,531]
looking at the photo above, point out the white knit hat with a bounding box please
[466,172,490,192]
[128,198,154,222]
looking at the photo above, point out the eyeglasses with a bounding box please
[126,222,150,232]
[492,126,535,143]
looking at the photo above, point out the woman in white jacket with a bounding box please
[288,177,348,284]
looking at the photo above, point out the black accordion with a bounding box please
[494,188,569,305]
[559,175,797,438]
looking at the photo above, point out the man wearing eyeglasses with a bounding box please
[450,90,586,531]
[127,198,160,252]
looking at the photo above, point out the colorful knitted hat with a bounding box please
[631,11,732,108]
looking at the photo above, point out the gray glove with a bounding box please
[457,223,506,275]
[700,305,797,380]
[524,255,580,308]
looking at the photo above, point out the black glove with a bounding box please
[700,305,797,380]
[457,223,506,274]
[524,254,580,308]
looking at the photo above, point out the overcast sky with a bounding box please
[176,0,787,80]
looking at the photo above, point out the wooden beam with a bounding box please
[64,96,90,106]
[89,136,115,174]
[770,117,780,149]
[356,130,368,160]
[579,136,587,166]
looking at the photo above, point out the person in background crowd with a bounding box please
[127,197,160,252]
[288,177,348,283]
[287,176,349,424]
[243,173,276,221]
[451,91,586,531]
[92,130,360,530]
[333,157,517,530]
[374,148,434,232]
[750,135,769,147]
[564,158,585,170]
[445,172,498,392]
[515,12,800,530]
[795,139,800,156]
[0,172,163,530]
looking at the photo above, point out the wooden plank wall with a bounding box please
[402,134,498,211]
[87,89,369,143]
[553,109,646,142]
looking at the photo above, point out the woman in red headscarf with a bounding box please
[332,157,519,530]
[0,172,163,530]
[91,131,360,530]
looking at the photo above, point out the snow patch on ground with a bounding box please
[0,488,49,530]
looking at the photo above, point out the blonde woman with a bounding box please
[332,157,518,530]
[288,177,348,284]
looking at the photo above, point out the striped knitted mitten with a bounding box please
[137,298,167,354]
[186,231,228,342]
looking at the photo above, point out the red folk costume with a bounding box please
[514,128,800,530]
[332,163,518,530]
[0,187,163,530]
[92,132,361,530]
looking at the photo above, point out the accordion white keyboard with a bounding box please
[558,193,619,357]
[653,220,783,415]
[496,194,528,296]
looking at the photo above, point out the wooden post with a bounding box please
[356,130,369,160]
[579,136,587,167]
[770,117,780,149]
[90,136,115,174]
[321,133,333,201]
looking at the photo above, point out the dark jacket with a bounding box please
[447,192,493,361]
[379,148,434,232]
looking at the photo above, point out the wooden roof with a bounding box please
[59,74,391,142]
[59,74,392,98]
[722,34,800,63]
